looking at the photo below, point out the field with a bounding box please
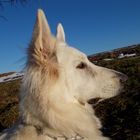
[0,55,139,140]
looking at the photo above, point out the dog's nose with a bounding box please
[116,72,128,83]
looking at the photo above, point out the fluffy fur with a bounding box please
[0,9,127,140]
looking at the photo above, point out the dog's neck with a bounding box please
[21,72,101,139]
[21,101,94,139]
[22,121,84,140]
[43,125,84,140]
[43,103,99,139]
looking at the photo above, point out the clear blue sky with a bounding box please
[0,0,140,73]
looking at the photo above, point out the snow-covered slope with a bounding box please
[0,72,24,83]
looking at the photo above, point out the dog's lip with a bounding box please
[87,98,103,105]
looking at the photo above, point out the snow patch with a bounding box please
[0,72,24,83]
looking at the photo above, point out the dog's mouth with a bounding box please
[87,98,104,105]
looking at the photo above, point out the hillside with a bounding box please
[0,44,140,140]
[89,43,140,61]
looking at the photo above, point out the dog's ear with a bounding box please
[28,9,56,66]
[56,23,65,42]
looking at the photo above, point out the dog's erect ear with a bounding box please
[33,9,52,50]
[28,9,56,66]
[56,23,65,42]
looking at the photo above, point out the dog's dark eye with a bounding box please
[76,62,87,69]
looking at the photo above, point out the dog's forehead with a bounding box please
[56,44,86,63]
[68,46,86,59]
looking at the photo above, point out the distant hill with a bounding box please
[88,44,140,62]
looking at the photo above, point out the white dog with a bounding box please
[0,9,127,140]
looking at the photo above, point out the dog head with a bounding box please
[27,9,127,106]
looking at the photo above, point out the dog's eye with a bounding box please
[76,62,87,69]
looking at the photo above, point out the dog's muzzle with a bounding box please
[88,73,128,105]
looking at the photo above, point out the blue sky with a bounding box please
[0,0,140,73]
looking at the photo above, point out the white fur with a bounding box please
[0,9,127,140]
[56,23,65,42]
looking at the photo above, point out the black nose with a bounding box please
[116,72,128,83]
